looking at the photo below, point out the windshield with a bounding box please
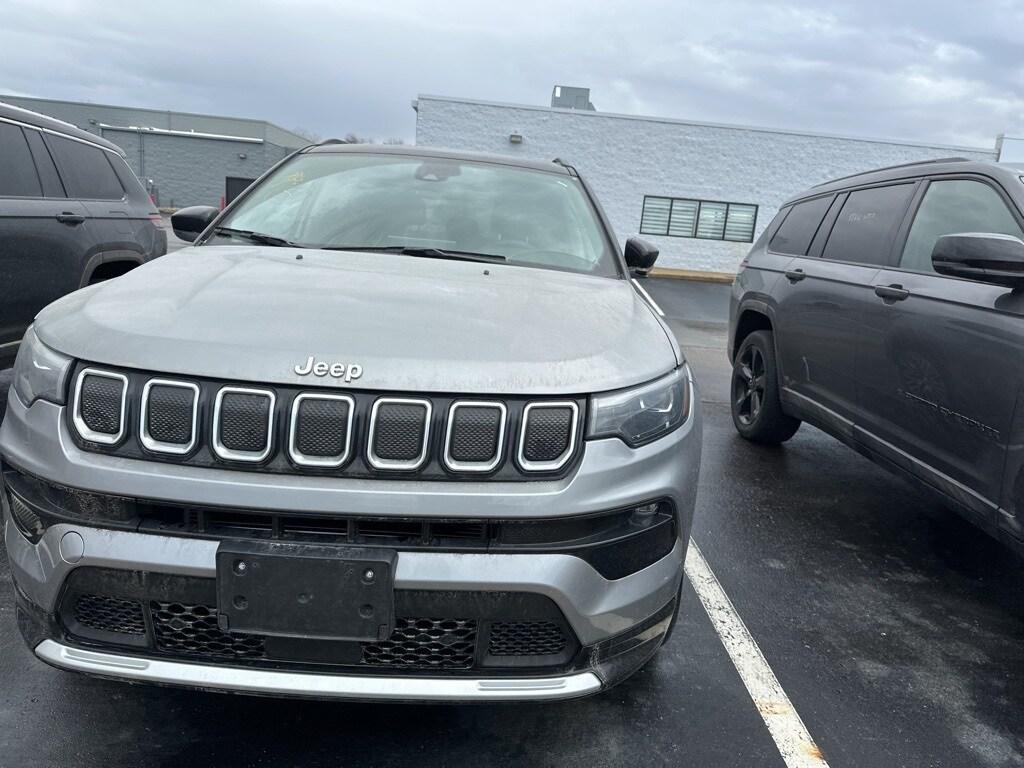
[213,152,620,277]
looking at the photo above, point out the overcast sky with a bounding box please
[2,0,1022,148]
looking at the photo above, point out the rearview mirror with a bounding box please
[932,232,1024,289]
[625,237,659,277]
[171,205,220,243]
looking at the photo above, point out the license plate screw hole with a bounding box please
[233,595,248,610]
[363,569,375,583]
[360,603,374,618]
[233,560,247,575]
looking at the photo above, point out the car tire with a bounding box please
[731,330,800,444]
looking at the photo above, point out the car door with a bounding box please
[857,176,1024,526]
[44,132,132,280]
[0,120,91,354]
[773,183,916,433]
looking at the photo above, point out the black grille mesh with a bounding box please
[373,402,427,462]
[362,618,477,669]
[79,375,123,435]
[523,407,574,463]
[488,621,567,656]
[218,392,271,453]
[295,397,350,458]
[147,385,194,445]
[74,594,146,636]
[449,406,502,463]
[151,601,266,659]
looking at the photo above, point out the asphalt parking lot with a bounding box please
[1,279,1022,767]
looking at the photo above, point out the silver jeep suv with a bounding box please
[1,145,701,702]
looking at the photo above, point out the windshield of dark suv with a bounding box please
[213,151,620,277]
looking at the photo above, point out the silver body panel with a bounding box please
[31,245,679,395]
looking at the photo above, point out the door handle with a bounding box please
[874,284,910,302]
[56,212,85,225]
[784,268,806,283]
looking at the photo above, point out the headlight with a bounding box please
[12,326,72,407]
[586,366,692,447]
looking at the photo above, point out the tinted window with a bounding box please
[23,129,65,197]
[0,122,42,197]
[769,195,831,255]
[901,179,1023,273]
[822,184,914,265]
[45,134,124,200]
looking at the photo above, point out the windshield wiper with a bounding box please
[321,245,506,263]
[211,226,300,247]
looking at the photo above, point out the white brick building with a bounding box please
[413,94,999,275]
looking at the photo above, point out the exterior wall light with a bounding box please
[509,133,523,144]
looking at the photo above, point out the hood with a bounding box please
[34,245,678,395]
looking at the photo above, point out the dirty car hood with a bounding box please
[34,246,678,395]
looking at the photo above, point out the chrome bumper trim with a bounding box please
[35,640,602,701]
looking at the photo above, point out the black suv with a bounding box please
[0,102,166,365]
[730,158,1024,553]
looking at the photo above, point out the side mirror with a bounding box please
[625,237,659,277]
[932,233,1024,289]
[171,205,220,243]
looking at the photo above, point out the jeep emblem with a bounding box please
[294,356,363,383]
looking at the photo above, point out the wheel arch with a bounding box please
[80,251,145,287]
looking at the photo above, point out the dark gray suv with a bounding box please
[0,102,167,366]
[730,158,1024,554]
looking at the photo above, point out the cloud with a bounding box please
[0,0,1021,147]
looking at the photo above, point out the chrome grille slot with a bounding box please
[368,398,431,470]
[444,401,506,472]
[518,402,579,471]
[73,369,127,444]
[213,387,275,462]
[288,393,353,467]
[140,379,198,454]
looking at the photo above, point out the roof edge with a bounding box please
[415,93,997,155]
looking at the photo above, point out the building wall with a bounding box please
[415,96,998,273]
[0,94,308,147]
[103,128,291,208]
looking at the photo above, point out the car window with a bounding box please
[900,179,1024,273]
[45,134,125,200]
[221,153,619,277]
[0,122,43,197]
[821,184,914,265]
[23,128,65,198]
[769,195,831,255]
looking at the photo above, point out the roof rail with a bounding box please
[812,156,971,187]
[551,157,578,176]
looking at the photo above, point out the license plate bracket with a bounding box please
[216,541,395,642]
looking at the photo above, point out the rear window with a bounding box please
[769,195,831,255]
[0,122,42,197]
[822,184,915,266]
[45,134,125,200]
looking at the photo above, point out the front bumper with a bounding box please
[2,384,701,700]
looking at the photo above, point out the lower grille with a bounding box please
[489,621,567,656]
[59,570,581,675]
[151,601,266,659]
[74,594,146,636]
[362,618,478,669]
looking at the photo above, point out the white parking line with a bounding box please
[631,278,665,317]
[685,540,831,768]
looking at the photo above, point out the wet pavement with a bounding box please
[1,279,1022,767]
